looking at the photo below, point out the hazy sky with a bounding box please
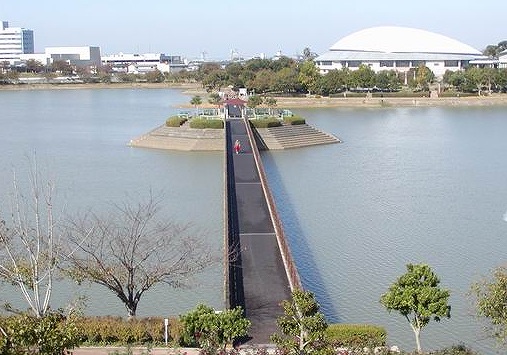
[1,0,506,60]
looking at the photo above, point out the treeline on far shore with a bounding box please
[1,57,507,97]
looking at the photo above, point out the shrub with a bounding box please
[0,310,82,355]
[429,344,479,355]
[283,115,305,125]
[165,116,187,127]
[189,118,224,129]
[249,118,282,128]
[179,304,250,351]
[325,324,386,349]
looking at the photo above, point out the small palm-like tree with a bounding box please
[190,95,202,116]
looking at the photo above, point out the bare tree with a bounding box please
[0,158,61,318]
[64,194,216,318]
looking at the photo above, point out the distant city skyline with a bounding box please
[1,0,506,61]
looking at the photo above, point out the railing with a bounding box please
[223,121,230,308]
[224,120,245,310]
[243,116,303,292]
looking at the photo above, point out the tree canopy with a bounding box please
[380,263,451,353]
[471,265,507,346]
[271,289,331,355]
[179,304,250,351]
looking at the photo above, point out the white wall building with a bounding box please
[315,26,488,79]
[45,46,101,66]
[499,50,507,69]
[0,21,34,64]
[19,46,101,67]
[102,52,186,73]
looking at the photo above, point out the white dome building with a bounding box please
[315,26,487,78]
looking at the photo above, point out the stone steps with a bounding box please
[255,123,340,150]
[130,123,340,151]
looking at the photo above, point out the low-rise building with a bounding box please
[499,50,507,69]
[20,46,101,67]
[101,52,187,73]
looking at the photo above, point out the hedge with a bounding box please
[189,118,224,129]
[283,115,305,125]
[165,116,187,127]
[249,118,282,128]
[325,324,386,348]
[76,316,174,345]
[438,90,478,98]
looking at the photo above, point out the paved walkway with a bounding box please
[227,118,291,344]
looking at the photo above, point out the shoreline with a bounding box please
[2,82,507,108]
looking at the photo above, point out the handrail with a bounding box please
[243,117,303,291]
[223,120,230,309]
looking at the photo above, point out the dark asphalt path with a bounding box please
[227,118,291,344]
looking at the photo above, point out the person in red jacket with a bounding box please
[234,139,241,154]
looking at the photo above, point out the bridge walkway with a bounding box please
[225,117,293,344]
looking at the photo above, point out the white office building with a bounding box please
[0,21,34,64]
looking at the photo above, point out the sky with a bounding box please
[1,0,506,61]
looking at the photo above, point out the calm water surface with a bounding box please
[0,88,224,317]
[265,106,507,354]
[1,89,506,354]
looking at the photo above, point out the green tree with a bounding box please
[248,69,275,94]
[375,70,402,91]
[414,65,435,90]
[145,69,165,83]
[202,69,228,91]
[273,67,301,93]
[465,67,487,95]
[380,263,451,354]
[302,47,317,61]
[190,95,202,115]
[471,266,507,346]
[271,289,332,355]
[208,92,221,108]
[298,60,320,95]
[349,64,376,90]
[482,40,507,57]
[225,62,245,88]
[179,304,250,352]
[317,68,350,96]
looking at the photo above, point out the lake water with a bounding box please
[1,88,506,354]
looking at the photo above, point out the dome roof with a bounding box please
[330,26,481,55]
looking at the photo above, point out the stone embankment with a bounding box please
[129,122,340,151]
[129,123,224,151]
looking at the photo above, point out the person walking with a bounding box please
[234,139,241,154]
